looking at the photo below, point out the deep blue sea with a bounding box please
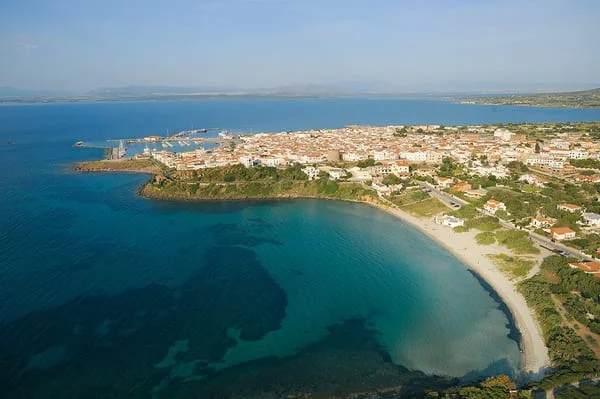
[1,99,599,398]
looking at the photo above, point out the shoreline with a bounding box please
[76,165,551,380]
[138,184,551,378]
[364,201,550,379]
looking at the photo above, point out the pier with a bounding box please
[74,128,241,160]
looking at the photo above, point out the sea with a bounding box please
[1,99,599,398]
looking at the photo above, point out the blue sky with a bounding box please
[1,0,599,92]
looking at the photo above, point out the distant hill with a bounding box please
[0,87,72,98]
[460,88,600,108]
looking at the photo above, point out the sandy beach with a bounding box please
[370,202,550,378]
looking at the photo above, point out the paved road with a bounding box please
[416,182,593,262]
[482,212,594,261]
[416,181,468,209]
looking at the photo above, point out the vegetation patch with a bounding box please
[487,253,536,280]
[519,256,600,391]
[74,158,161,173]
[495,229,540,254]
[400,197,448,217]
[465,216,502,232]
[475,231,496,245]
[389,190,428,206]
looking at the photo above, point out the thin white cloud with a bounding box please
[16,41,38,50]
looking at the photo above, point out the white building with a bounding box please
[530,216,555,229]
[302,166,319,180]
[401,150,427,162]
[435,214,465,228]
[582,213,600,227]
[239,156,254,167]
[483,199,507,215]
[342,152,368,162]
[328,168,344,180]
[557,203,583,213]
[391,161,410,176]
[568,150,589,160]
[373,163,392,175]
[373,150,397,161]
[494,128,514,141]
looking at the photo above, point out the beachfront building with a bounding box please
[568,261,600,278]
[549,227,577,241]
[434,214,465,228]
[557,203,584,213]
[483,199,507,215]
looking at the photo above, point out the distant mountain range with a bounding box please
[1,84,599,104]
[0,87,72,98]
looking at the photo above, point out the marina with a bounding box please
[74,128,239,160]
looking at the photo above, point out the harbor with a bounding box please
[74,128,239,160]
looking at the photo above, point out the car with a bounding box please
[558,250,569,257]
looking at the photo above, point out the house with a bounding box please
[373,163,392,175]
[581,212,600,227]
[557,203,583,213]
[434,214,465,228]
[530,216,556,229]
[483,199,507,215]
[464,188,488,199]
[568,261,600,278]
[568,150,589,159]
[328,168,344,180]
[436,177,454,189]
[575,175,600,183]
[549,227,576,241]
[302,166,319,180]
[453,182,472,192]
[371,181,391,195]
[391,160,411,176]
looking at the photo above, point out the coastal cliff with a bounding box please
[140,176,380,203]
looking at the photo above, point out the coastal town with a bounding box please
[140,122,600,275]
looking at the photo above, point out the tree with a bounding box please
[535,142,541,153]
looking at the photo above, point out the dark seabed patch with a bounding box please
[164,319,457,399]
[207,221,283,247]
[0,246,287,398]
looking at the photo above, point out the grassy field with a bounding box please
[475,231,496,245]
[465,216,502,232]
[389,189,428,206]
[495,229,540,254]
[487,253,537,280]
[400,197,448,217]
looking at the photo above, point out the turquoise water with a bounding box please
[1,99,599,398]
